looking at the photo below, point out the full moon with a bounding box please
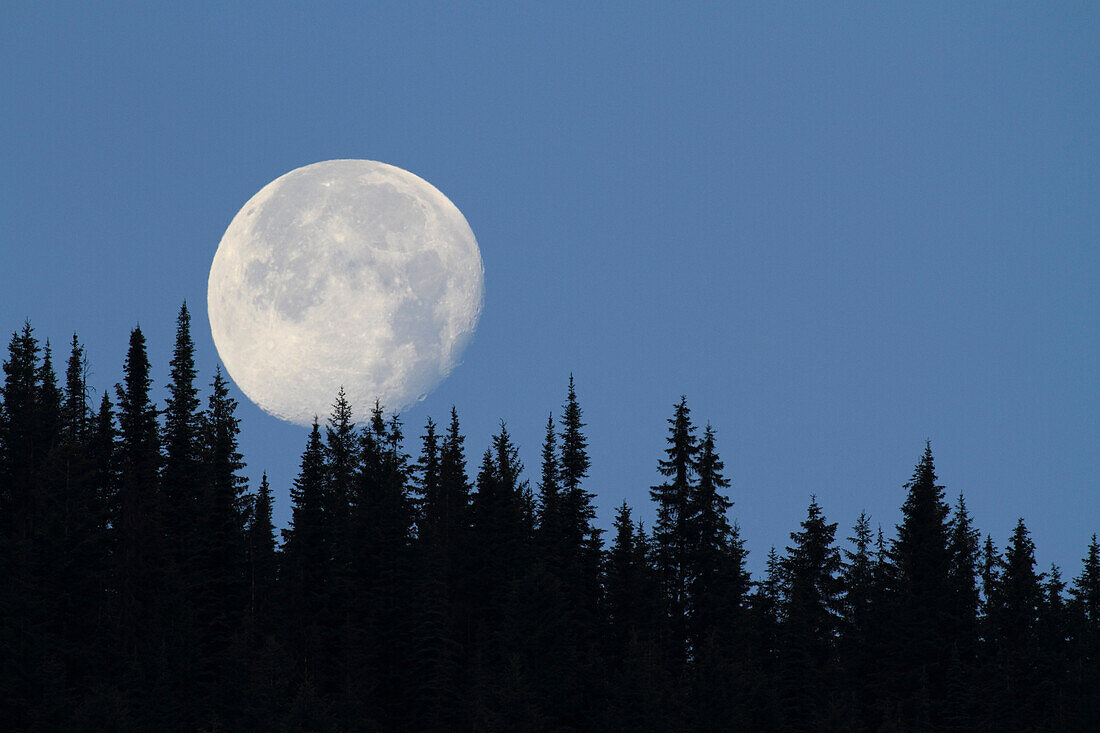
[207,159,484,426]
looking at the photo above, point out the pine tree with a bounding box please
[45,335,108,712]
[1071,534,1100,631]
[536,412,563,550]
[779,496,843,730]
[347,404,414,727]
[987,519,1044,728]
[35,340,61,457]
[112,326,163,661]
[650,396,698,670]
[470,426,531,674]
[995,519,1041,644]
[247,473,278,633]
[323,387,356,573]
[603,503,667,728]
[162,303,202,577]
[1068,534,1100,727]
[559,376,600,579]
[60,333,89,445]
[839,512,877,722]
[686,424,741,656]
[1,322,44,530]
[947,493,980,659]
[410,416,469,729]
[194,365,249,676]
[889,443,953,721]
[281,421,329,681]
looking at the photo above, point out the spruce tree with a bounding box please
[947,493,981,659]
[410,416,469,729]
[687,424,741,656]
[559,376,600,579]
[247,472,278,633]
[195,366,249,662]
[987,518,1044,728]
[1071,534,1100,631]
[779,496,843,729]
[281,420,328,682]
[889,443,953,720]
[1,322,44,529]
[112,326,163,661]
[348,405,414,727]
[60,333,88,445]
[650,396,698,670]
[162,303,202,577]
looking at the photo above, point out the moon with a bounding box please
[207,159,484,426]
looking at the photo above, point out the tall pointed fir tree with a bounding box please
[247,472,278,634]
[411,416,469,729]
[324,387,356,584]
[839,510,876,720]
[686,423,744,655]
[470,423,533,702]
[603,502,666,729]
[112,327,164,661]
[347,403,414,727]
[161,303,202,585]
[986,518,1044,727]
[888,442,953,721]
[779,496,843,730]
[1068,534,1100,726]
[46,334,108,708]
[947,493,981,660]
[281,420,328,685]
[650,396,699,673]
[536,412,564,554]
[558,376,601,589]
[1,322,44,535]
[0,324,53,726]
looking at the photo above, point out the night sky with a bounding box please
[2,2,1096,575]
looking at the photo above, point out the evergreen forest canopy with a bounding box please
[1,305,1097,732]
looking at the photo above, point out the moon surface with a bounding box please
[207,159,483,426]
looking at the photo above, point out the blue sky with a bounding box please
[2,2,1096,575]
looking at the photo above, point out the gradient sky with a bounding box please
[2,2,1096,576]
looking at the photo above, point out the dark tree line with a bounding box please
[1,309,1097,731]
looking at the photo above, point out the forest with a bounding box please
[1,304,1097,732]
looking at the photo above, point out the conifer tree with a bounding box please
[839,512,878,721]
[947,493,981,658]
[410,416,470,729]
[650,396,698,669]
[162,303,202,575]
[60,333,89,445]
[35,340,61,456]
[195,366,249,651]
[1,322,44,528]
[112,326,163,660]
[247,472,278,633]
[1071,534,1100,631]
[1068,534,1100,726]
[348,404,414,727]
[987,518,1044,727]
[994,519,1041,644]
[687,424,742,655]
[536,412,563,547]
[471,427,532,677]
[323,388,356,572]
[889,443,954,719]
[558,377,600,578]
[46,335,107,705]
[779,496,843,729]
[281,420,328,680]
